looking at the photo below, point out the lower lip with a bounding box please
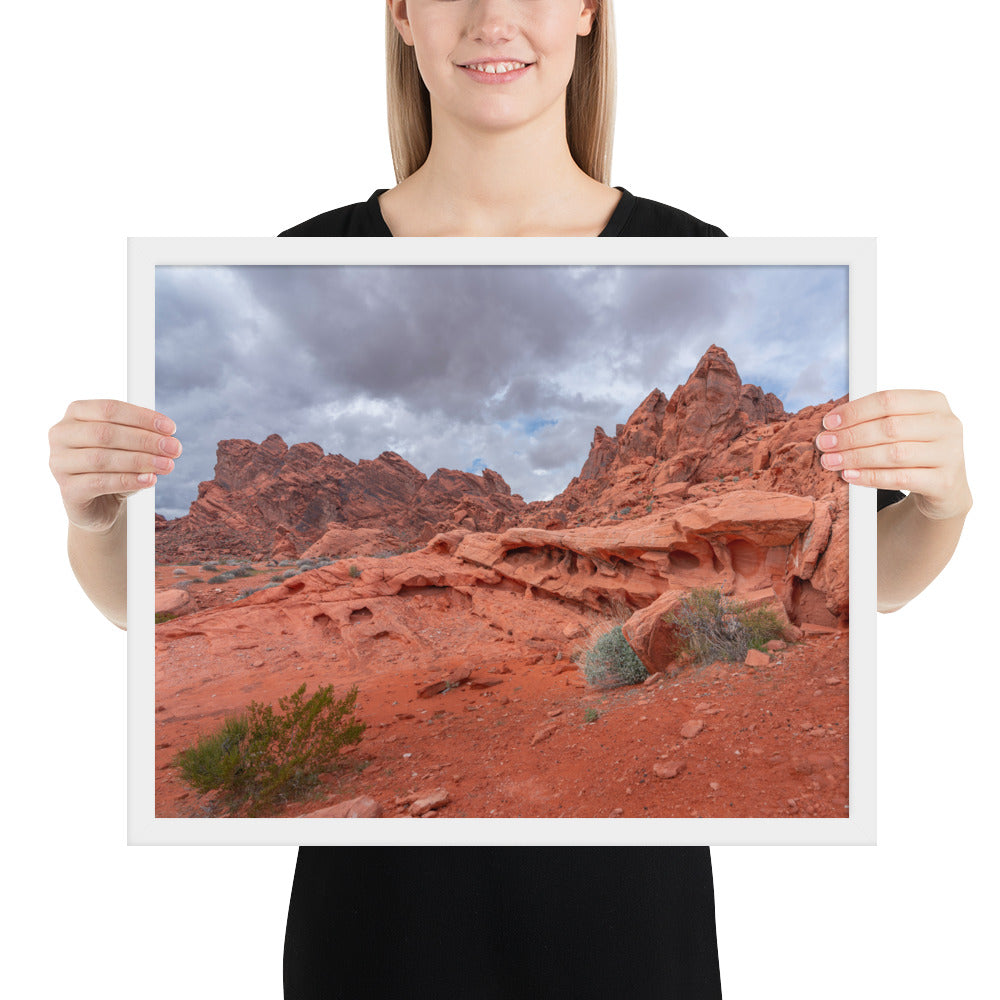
[459,64,532,84]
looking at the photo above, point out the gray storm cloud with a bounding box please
[154,264,847,517]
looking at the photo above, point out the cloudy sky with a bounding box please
[154,264,847,518]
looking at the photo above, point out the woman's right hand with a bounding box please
[48,399,181,533]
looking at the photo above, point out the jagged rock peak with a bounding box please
[260,433,288,455]
[577,345,787,483]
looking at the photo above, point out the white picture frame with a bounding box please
[128,236,876,846]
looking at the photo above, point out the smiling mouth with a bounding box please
[460,60,532,74]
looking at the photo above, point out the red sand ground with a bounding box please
[154,563,849,820]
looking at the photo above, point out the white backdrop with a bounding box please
[5,2,996,997]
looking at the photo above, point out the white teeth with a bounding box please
[467,61,526,74]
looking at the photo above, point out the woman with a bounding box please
[48,2,971,997]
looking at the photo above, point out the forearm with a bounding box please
[67,506,128,629]
[877,492,971,613]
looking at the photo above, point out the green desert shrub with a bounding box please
[207,572,236,584]
[581,624,648,688]
[174,683,366,816]
[665,588,785,665]
[155,611,178,625]
[348,564,361,578]
[172,567,187,576]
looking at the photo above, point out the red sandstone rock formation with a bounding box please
[155,433,527,562]
[536,345,839,527]
[155,345,857,819]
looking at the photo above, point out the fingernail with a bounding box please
[822,453,843,469]
[155,418,175,434]
[159,437,181,456]
[138,473,156,486]
[154,456,173,472]
[816,433,838,450]
[823,413,842,430]
[842,469,860,481]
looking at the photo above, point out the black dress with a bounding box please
[279,189,902,999]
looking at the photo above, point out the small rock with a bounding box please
[653,760,685,779]
[744,648,770,668]
[680,719,704,739]
[155,588,189,614]
[531,722,559,746]
[610,807,624,817]
[563,623,586,640]
[304,796,382,818]
[824,677,842,686]
[409,788,450,816]
[469,675,503,689]
[446,665,472,686]
[547,709,563,718]
[801,622,838,636]
[765,639,787,652]
[709,782,721,791]
[417,680,448,699]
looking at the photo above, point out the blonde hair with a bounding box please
[385,1,617,184]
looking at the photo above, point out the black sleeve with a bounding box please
[877,489,906,511]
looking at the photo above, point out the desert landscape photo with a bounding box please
[153,264,852,821]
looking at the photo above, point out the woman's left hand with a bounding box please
[815,389,972,520]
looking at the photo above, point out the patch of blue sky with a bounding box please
[494,415,558,436]
[523,416,558,435]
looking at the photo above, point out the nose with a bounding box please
[467,0,517,46]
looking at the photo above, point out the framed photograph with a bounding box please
[127,237,875,846]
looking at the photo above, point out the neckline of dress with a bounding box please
[366,187,634,237]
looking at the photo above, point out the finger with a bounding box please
[815,412,942,455]
[63,399,176,435]
[57,420,182,459]
[836,465,936,494]
[62,471,160,506]
[818,440,949,474]
[52,447,176,478]
[822,389,950,432]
